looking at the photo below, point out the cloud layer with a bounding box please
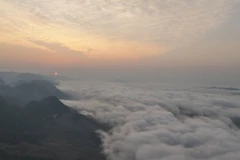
[0,0,238,58]
[61,81,240,160]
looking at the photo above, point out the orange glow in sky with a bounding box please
[0,0,239,71]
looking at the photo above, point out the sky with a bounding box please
[0,0,240,83]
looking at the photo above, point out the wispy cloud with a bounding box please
[31,40,85,55]
[0,0,238,61]
[4,0,237,44]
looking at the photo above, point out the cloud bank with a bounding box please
[61,82,240,160]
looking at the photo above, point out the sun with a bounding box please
[54,72,58,76]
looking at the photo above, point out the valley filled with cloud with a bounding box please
[61,81,240,160]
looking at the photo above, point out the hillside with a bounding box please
[0,96,108,160]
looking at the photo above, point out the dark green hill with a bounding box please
[0,96,108,160]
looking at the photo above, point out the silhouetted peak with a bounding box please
[41,96,64,106]
[16,79,56,89]
[26,96,69,115]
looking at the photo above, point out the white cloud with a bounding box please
[60,81,240,160]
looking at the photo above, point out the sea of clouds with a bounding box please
[60,81,240,160]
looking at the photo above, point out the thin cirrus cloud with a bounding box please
[30,40,85,55]
[0,0,238,62]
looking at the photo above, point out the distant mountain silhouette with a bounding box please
[0,80,69,105]
[0,72,54,86]
[0,72,107,159]
[209,87,240,91]
[0,96,108,160]
[108,78,128,83]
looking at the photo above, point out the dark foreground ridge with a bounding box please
[0,96,108,160]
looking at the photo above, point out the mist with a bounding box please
[60,81,240,160]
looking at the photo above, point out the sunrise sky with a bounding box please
[0,0,240,82]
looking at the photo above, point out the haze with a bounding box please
[0,0,240,85]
